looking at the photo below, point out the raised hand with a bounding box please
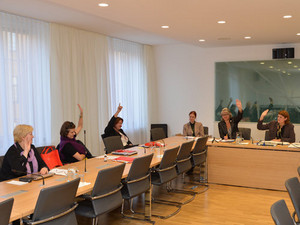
[236,99,242,111]
[77,104,83,115]
[117,103,123,112]
[260,109,269,121]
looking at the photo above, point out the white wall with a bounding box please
[153,43,300,141]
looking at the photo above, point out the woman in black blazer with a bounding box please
[218,99,243,139]
[104,104,133,148]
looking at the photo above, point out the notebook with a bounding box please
[114,156,135,163]
[26,172,54,181]
[111,149,138,156]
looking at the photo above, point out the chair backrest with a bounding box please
[151,128,166,141]
[32,177,80,223]
[238,128,251,140]
[191,136,208,167]
[176,140,194,174]
[102,136,124,153]
[0,198,14,225]
[285,177,300,221]
[271,199,294,225]
[192,136,208,154]
[265,130,271,141]
[159,146,180,170]
[151,124,168,138]
[91,163,125,215]
[203,126,209,135]
[0,155,4,171]
[123,153,154,199]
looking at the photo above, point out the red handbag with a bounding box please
[40,146,63,169]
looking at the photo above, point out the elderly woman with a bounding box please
[257,109,295,143]
[183,111,204,137]
[218,99,243,139]
[58,104,92,164]
[0,125,48,181]
[104,104,133,148]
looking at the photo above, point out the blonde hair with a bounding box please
[221,108,232,118]
[13,125,33,143]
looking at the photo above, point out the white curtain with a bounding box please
[108,38,149,144]
[0,12,51,154]
[50,24,110,155]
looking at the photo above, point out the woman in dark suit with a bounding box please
[104,104,133,148]
[0,125,48,181]
[218,99,243,139]
[257,109,295,143]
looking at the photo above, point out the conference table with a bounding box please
[207,140,300,191]
[0,136,189,223]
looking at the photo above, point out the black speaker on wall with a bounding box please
[272,48,294,59]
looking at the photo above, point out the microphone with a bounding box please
[160,139,166,147]
[84,130,87,173]
[212,137,215,143]
[12,169,45,186]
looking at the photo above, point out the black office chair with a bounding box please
[0,198,14,225]
[23,178,80,225]
[121,153,154,223]
[150,128,166,141]
[102,136,124,153]
[238,128,251,140]
[76,163,125,225]
[265,130,271,141]
[151,146,181,218]
[203,126,209,135]
[189,136,209,191]
[270,199,294,225]
[285,177,300,224]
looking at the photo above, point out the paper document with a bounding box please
[7,180,28,185]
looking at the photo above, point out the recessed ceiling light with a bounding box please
[161,25,169,29]
[297,33,300,36]
[244,36,251,39]
[294,65,298,68]
[283,15,292,19]
[282,71,286,73]
[260,62,265,65]
[288,61,292,64]
[288,73,291,75]
[217,21,226,24]
[269,66,274,69]
[98,3,109,7]
[298,68,300,71]
[277,69,281,71]
[198,39,205,42]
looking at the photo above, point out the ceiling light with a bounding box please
[260,62,265,65]
[297,33,300,36]
[294,65,298,68]
[198,39,205,42]
[282,71,286,73]
[217,21,226,24]
[277,69,281,71]
[288,73,291,75]
[298,68,300,71]
[269,66,274,69]
[161,25,169,29]
[98,3,109,7]
[288,61,292,64]
[283,15,292,19]
[244,36,251,39]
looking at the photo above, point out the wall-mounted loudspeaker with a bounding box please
[272,48,294,59]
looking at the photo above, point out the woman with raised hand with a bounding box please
[0,125,48,181]
[218,99,243,139]
[183,111,204,137]
[104,103,133,148]
[58,104,92,164]
[257,109,295,143]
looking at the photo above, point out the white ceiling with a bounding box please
[1,0,300,47]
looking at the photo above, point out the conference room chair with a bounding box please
[203,126,209,135]
[75,163,125,225]
[285,177,300,224]
[0,198,14,225]
[168,140,196,204]
[102,135,124,153]
[238,127,251,140]
[188,136,209,193]
[150,128,166,141]
[23,178,80,225]
[151,146,181,219]
[121,153,154,222]
[270,199,294,225]
[265,130,271,141]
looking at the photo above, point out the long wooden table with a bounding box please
[207,140,300,191]
[0,136,190,223]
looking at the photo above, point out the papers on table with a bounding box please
[257,141,290,146]
[96,155,119,160]
[50,168,68,176]
[220,139,235,143]
[79,182,91,188]
[7,180,28,185]
[288,143,300,148]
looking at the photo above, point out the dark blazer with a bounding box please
[0,143,48,181]
[257,120,295,143]
[218,110,243,139]
[104,116,132,146]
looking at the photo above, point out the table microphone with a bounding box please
[160,139,166,147]
[212,137,215,143]
[12,169,45,186]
